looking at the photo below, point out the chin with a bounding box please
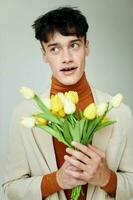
[60,77,80,86]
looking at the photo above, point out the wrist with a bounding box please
[100,170,117,197]
[101,169,111,187]
[56,170,63,189]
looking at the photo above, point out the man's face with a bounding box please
[42,32,89,85]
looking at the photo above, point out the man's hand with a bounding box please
[56,159,87,189]
[64,141,111,187]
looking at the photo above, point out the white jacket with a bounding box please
[2,87,133,200]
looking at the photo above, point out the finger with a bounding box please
[67,164,82,172]
[65,168,88,182]
[73,179,87,186]
[71,141,98,159]
[88,144,105,158]
[76,181,87,186]
[66,148,91,164]
[64,155,86,171]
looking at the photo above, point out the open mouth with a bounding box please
[60,67,77,72]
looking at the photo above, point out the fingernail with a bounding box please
[66,148,69,152]
[64,155,68,159]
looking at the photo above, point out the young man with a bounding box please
[2,7,133,200]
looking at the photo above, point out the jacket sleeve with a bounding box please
[116,107,133,200]
[2,105,43,200]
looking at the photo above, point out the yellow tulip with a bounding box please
[51,94,64,113]
[83,103,97,120]
[35,117,48,125]
[58,109,66,117]
[65,91,79,104]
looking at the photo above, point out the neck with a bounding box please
[51,72,88,93]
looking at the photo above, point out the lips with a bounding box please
[60,67,77,72]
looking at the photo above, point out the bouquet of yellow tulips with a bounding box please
[20,86,123,200]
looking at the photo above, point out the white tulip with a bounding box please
[110,93,123,108]
[97,103,108,116]
[42,97,51,109]
[21,117,36,128]
[64,99,76,114]
[20,86,35,100]
[57,92,66,104]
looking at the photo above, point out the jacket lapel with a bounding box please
[92,125,113,152]
[33,88,58,172]
[33,127,58,172]
[91,86,113,152]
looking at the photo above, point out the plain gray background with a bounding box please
[0,0,133,199]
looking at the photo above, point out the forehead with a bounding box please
[43,32,84,47]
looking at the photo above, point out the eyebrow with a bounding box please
[47,39,82,48]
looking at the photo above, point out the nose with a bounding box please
[62,48,73,64]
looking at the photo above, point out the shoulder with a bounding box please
[93,87,133,141]
[92,86,113,102]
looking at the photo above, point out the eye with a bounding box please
[50,47,60,54]
[71,43,79,49]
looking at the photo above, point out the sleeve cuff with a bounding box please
[41,171,62,198]
[101,170,117,197]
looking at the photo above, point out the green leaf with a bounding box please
[67,122,78,143]
[37,124,70,146]
[68,122,74,136]
[80,117,89,144]
[93,120,116,132]
[79,118,86,131]
[71,186,82,200]
[79,118,87,142]
[50,123,62,134]
[53,123,63,132]
[81,117,102,145]
[67,114,77,128]
[73,121,80,142]
[62,119,73,146]
[72,112,79,121]
[33,95,63,125]
[79,110,84,119]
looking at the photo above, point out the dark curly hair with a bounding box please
[32,6,89,44]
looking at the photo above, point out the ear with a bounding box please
[85,40,90,56]
[41,48,48,63]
